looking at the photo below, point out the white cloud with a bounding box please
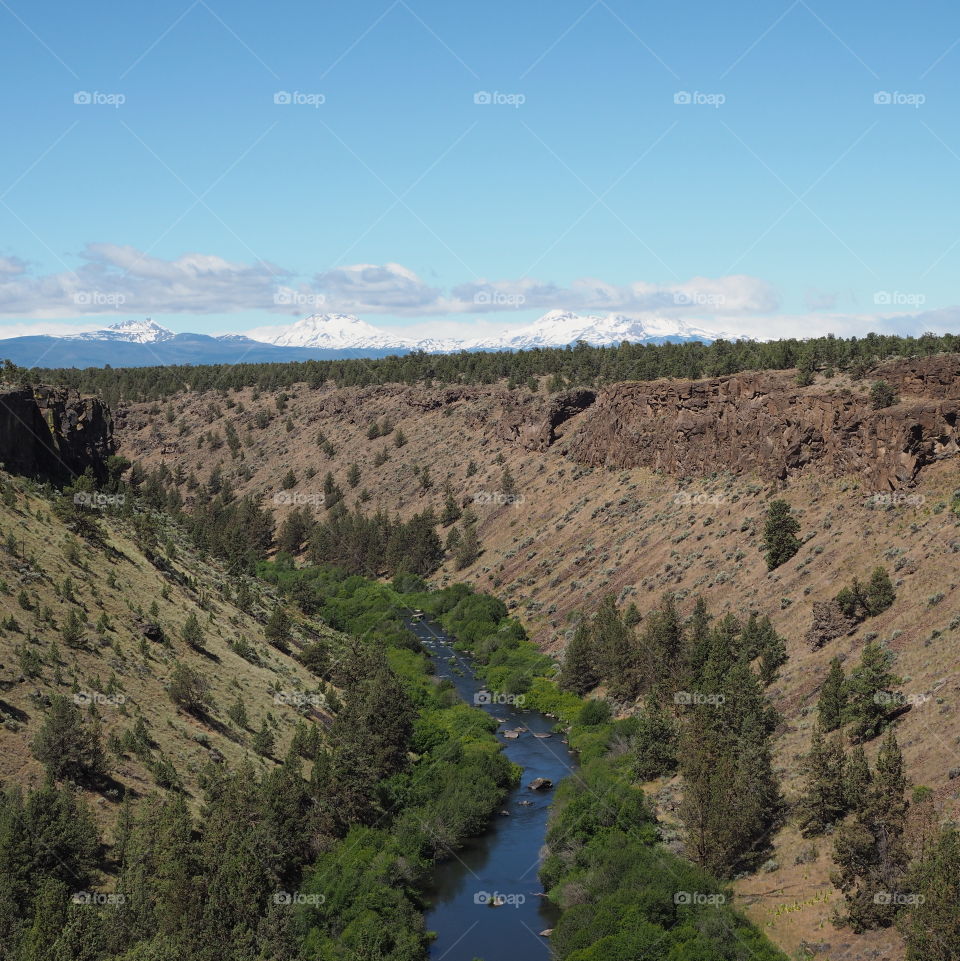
[0,246,954,343]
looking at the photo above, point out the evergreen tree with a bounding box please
[632,695,678,781]
[761,499,801,570]
[168,663,210,716]
[181,611,204,650]
[898,827,960,960]
[264,604,291,650]
[845,642,901,741]
[832,730,910,930]
[818,657,848,732]
[864,566,896,616]
[558,622,598,695]
[844,745,872,812]
[440,485,461,526]
[795,726,847,836]
[454,523,480,570]
[31,695,108,783]
[252,720,275,757]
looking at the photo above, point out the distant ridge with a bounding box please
[0,312,723,368]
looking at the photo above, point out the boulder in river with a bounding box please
[539,929,553,937]
[503,731,520,739]
[528,777,553,791]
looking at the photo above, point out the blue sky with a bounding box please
[0,0,958,340]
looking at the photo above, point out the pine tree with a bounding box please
[844,745,872,811]
[761,499,801,570]
[832,730,910,931]
[346,463,361,488]
[558,622,598,695]
[632,695,678,780]
[181,611,204,650]
[252,720,275,757]
[795,726,847,836]
[865,566,896,616]
[845,642,901,741]
[264,605,291,650]
[454,523,480,570]
[31,695,108,783]
[818,657,848,732]
[898,827,960,960]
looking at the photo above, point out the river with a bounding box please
[407,615,578,961]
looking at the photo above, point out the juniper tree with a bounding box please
[181,611,204,650]
[898,827,960,960]
[795,725,847,836]
[845,642,901,741]
[632,695,678,781]
[558,622,598,696]
[761,499,801,570]
[832,729,910,930]
[865,566,896,616]
[31,695,108,783]
[818,657,848,732]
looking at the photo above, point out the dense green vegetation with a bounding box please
[397,583,789,960]
[14,329,960,404]
[0,566,516,961]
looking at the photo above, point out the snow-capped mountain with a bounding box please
[0,311,725,370]
[245,314,416,351]
[244,310,725,353]
[69,319,175,344]
[461,310,726,350]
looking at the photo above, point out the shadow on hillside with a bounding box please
[0,698,29,723]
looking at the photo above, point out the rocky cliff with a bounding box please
[0,386,114,483]
[562,358,960,491]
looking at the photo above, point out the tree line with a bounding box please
[11,328,959,404]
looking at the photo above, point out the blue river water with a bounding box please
[406,615,578,961]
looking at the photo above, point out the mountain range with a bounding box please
[0,312,726,368]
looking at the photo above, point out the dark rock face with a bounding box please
[498,389,597,451]
[565,360,960,490]
[0,386,114,483]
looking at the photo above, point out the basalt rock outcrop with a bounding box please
[0,386,114,483]
[565,360,960,490]
[498,388,596,452]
